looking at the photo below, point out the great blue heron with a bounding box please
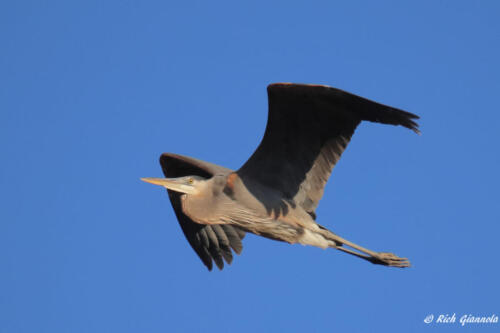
[142,83,419,271]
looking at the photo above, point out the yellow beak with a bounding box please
[140,177,197,194]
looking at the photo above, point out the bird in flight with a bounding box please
[142,83,419,270]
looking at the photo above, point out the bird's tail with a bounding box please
[296,224,342,249]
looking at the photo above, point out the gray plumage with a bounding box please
[143,83,419,270]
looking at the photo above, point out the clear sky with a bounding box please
[1,1,499,332]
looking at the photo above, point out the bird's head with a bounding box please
[141,175,207,195]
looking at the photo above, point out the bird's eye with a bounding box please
[188,178,194,184]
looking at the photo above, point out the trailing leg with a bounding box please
[317,225,410,268]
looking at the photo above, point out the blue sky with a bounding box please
[1,1,499,332]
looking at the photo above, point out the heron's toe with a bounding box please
[376,252,411,268]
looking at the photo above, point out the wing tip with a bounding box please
[393,109,421,135]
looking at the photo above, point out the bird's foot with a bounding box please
[370,252,410,268]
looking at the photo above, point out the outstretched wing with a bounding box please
[160,153,246,271]
[238,83,419,218]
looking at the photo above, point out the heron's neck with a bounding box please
[181,177,224,224]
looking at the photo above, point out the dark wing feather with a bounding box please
[238,83,419,218]
[160,153,246,270]
[212,225,234,264]
[221,224,244,254]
